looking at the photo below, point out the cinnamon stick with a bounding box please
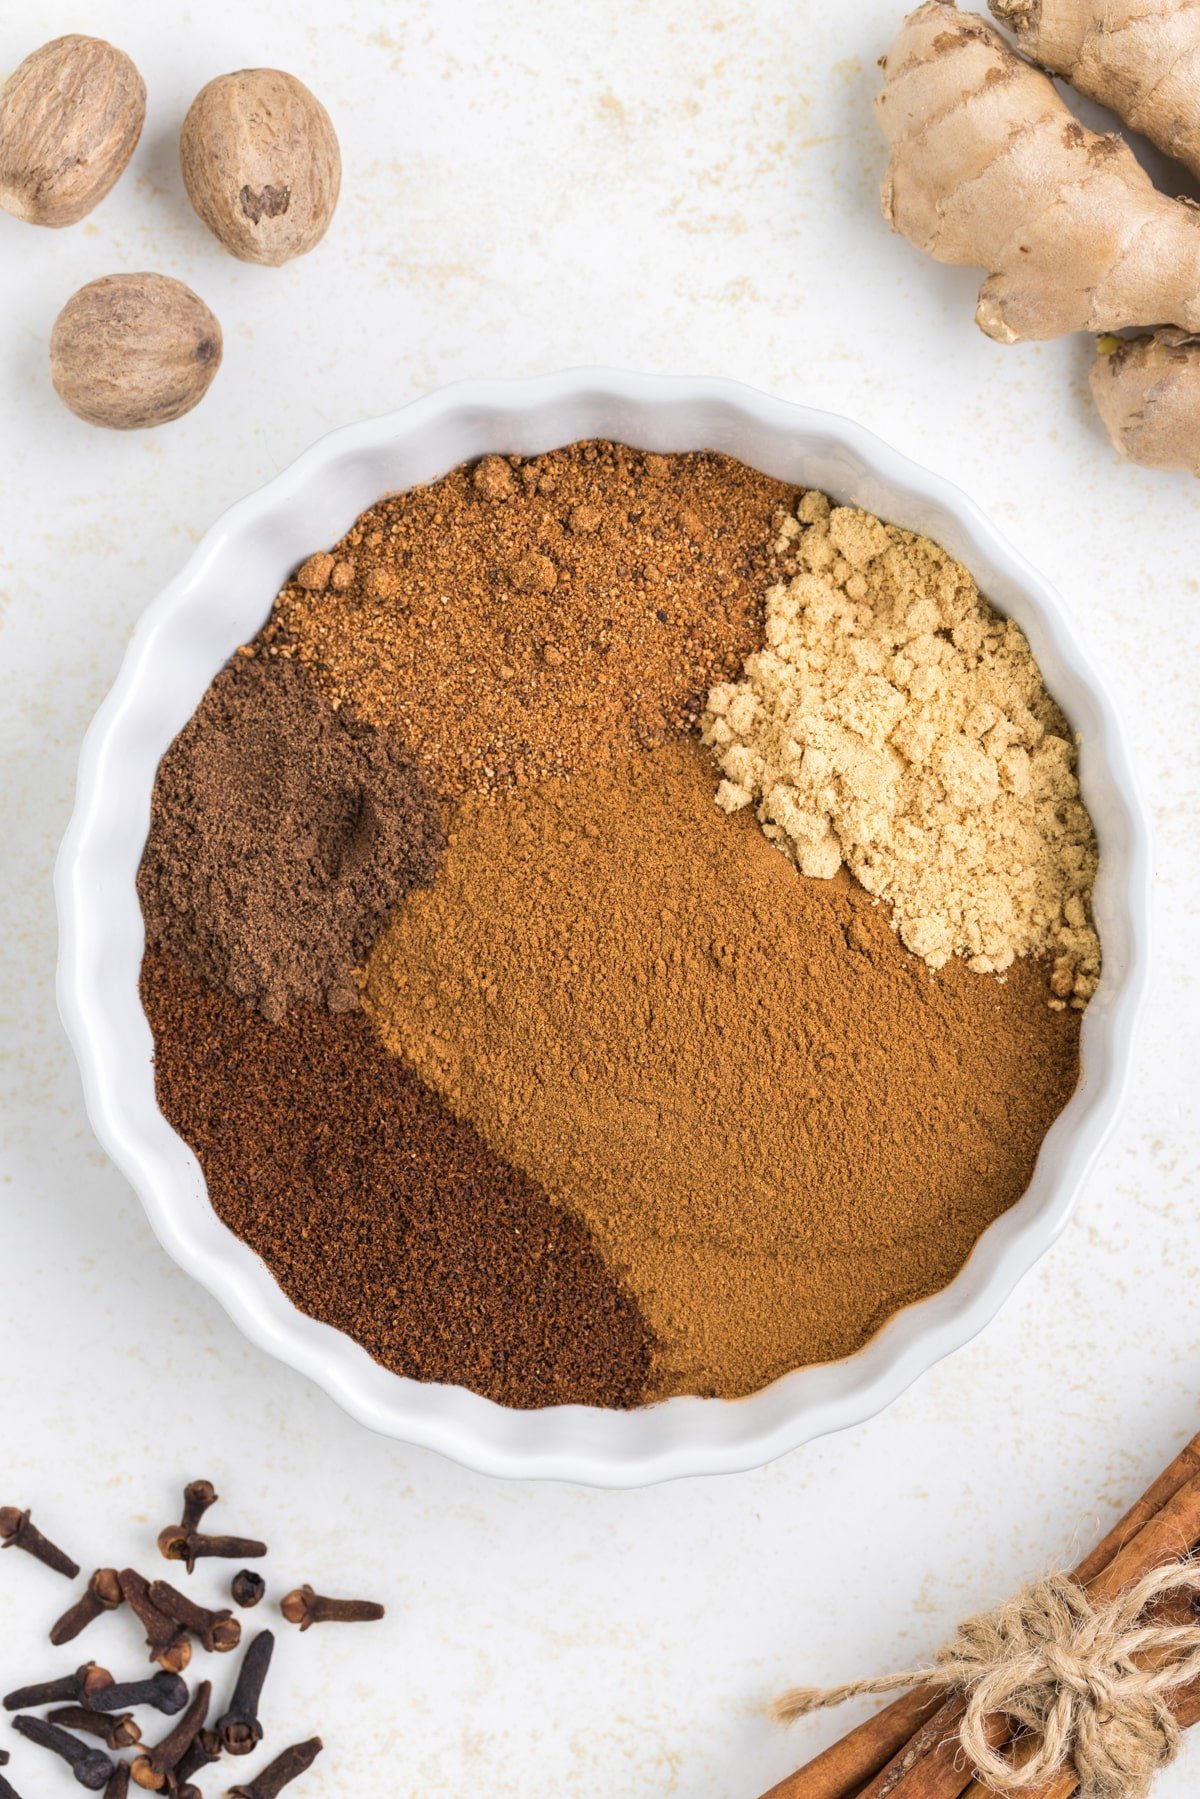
[1072,1432,1200,1585]
[760,1689,946,1799]
[762,1432,1200,1799]
[860,1469,1200,1799]
[958,1593,1200,1799]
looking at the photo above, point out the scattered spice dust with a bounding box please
[140,950,656,1409]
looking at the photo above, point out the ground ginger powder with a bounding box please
[702,494,1100,1006]
[360,736,1081,1400]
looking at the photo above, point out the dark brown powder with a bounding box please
[138,653,443,1021]
[262,444,794,796]
[361,737,1083,1400]
[140,950,656,1409]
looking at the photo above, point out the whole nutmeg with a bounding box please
[180,68,340,265]
[0,34,145,227]
[50,273,223,430]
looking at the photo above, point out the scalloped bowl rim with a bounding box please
[55,369,1151,1487]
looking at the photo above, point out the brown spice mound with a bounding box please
[138,653,443,1021]
[263,444,794,795]
[141,950,656,1409]
[361,737,1083,1400]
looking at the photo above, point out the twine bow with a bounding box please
[776,1563,1200,1799]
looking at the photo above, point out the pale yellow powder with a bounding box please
[701,493,1100,1006]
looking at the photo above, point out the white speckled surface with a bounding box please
[2,2,1198,1794]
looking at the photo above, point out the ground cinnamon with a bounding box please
[361,736,1082,1400]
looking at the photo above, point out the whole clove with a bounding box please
[89,1670,189,1717]
[172,1725,221,1786]
[48,1705,142,1751]
[279,1585,384,1630]
[12,1714,114,1789]
[0,1773,19,1799]
[228,1736,322,1799]
[129,1678,210,1792]
[5,1663,113,1712]
[154,1481,217,1566]
[159,1530,267,1573]
[105,1764,129,1799]
[147,1578,240,1653]
[156,1481,268,1574]
[51,1569,125,1646]
[0,1507,80,1580]
[216,1629,274,1755]
[117,1571,191,1674]
[231,1569,265,1609]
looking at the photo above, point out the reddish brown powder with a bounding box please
[140,950,655,1409]
[263,444,794,796]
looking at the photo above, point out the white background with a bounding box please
[2,2,1199,1794]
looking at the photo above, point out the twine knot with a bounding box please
[776,1563,1200,1799]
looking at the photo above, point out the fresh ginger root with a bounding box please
[877,3,1200,342]
[991,0,1200,182]
[1090,329,1200,476]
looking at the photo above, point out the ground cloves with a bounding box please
[50,1569,125,1646]
[280,1585,384,1630]
[0,1507,80,1580]
[117,1571,191,1673]
[216,1629,274,1755]
[4,1663,113,1711]
[148,1578,240,1652]
[228,1735,322,1799]
[47,1704,141,1750]
[129,1677,210,1791]
[12,1714,114,1789]
[89,1670,189,1716]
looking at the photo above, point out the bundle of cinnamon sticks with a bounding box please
[762,1431,1200,1799]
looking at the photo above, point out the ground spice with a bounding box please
[140,950,656,1409]
[138,654,443,1020]
[703,494,1100,1004]
[360,736,1082,1400]
[262,444,793,796]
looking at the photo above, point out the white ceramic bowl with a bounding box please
[56,370,1150,1487]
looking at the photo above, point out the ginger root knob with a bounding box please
[1090,329,1200,478]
